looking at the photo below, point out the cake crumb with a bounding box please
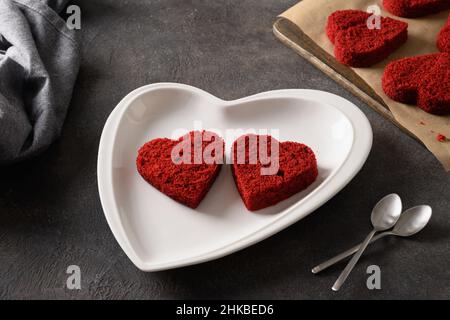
[436,134,447,142]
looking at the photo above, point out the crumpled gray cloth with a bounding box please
[0,0,80,164]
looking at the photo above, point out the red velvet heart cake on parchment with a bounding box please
[231,134,318,211]
[383,0,450,18]
[136,131,224,209]
[438,15,450,53]
[382,53,450,115]
[326,10,408,67]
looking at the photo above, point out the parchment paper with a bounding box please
[280,0,450,171]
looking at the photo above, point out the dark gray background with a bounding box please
[0,0,449,300]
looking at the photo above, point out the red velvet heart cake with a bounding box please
[231,134,318,211]
[417,53,450,114]
[382,53,450,115]
[437,15,450,53]
[137,131,224,208]
[326,10,372,44]
[382,53,441,104]
[383,0,450,18]
[326,10,408,67]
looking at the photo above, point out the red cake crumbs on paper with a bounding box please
[383,0,450,18]
[382,53,450,115]
[438,15,450,54]
[136,131,224,209]
[437,134,447,142]
[326,10,408,67]
[231,134,318,211]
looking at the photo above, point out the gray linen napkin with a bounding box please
[0,0,80,164]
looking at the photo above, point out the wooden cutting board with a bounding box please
[273,18,420,142]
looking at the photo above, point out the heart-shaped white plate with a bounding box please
[98,83,372,271]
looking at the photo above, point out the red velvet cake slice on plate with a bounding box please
[438,15,450,53]
[326,10,408,67]
[137,131,224,209]
[231,134,318,211]
[383,0,450,18]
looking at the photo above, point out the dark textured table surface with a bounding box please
[0,0,449,300]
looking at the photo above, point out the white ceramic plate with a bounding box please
[98,83,372,271]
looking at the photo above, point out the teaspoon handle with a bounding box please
[312,232,390,274]
[332,229,377,291]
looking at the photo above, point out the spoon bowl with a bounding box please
[371,193,403,231]
[393,205,432,237]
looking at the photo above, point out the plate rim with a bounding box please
[97,83,373,271]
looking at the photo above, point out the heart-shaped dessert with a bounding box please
[136,131,224,208]
[418,53,450,114]
[326,10,408,67]
[382,53,450,115]
[383,0,450,18]
[231,134,318,211]
[326,10,372,44]
[438,15,450,53]
[382,53,441,104]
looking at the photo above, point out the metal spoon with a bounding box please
[332,194,402,291]
[312,205,432,274]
